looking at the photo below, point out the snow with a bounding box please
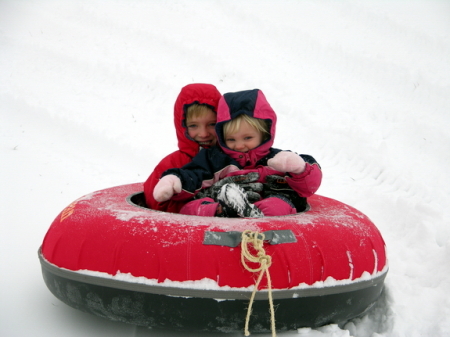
[1,1,449,336]
[218,183,264,217]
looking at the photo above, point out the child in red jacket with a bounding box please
[153,89,322,217]
[143,83,221,213]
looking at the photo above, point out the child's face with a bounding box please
[186,109,217,147]
[225,120,263,153]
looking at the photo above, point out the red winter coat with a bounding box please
[143,83,221,212]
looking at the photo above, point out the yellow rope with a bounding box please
[241,230,276,337]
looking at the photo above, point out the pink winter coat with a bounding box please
[161,89,322,216]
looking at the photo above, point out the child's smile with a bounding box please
[186,110,217,146]
[224,120,263,153]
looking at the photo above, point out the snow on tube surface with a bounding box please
[39,183,388,333]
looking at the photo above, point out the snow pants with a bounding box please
[179,196,297,217]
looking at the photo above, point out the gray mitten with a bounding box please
[263,175,309,212]
[195,172,263,202]
[264,175,292,193]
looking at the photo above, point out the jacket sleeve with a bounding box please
[161,147,236,200]
[285,154,322,197]
[143,151,194,213]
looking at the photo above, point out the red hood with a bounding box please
[215,89,276,167]
[174,83,221,158]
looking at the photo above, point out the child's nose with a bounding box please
[235,141,245,150]
[198,127,208,137]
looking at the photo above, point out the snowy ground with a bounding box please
[1,1,450,336]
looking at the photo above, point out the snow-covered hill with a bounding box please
[1,1,449,336]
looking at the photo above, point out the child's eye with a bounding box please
[244,136,253,140]
[209,123,216,127]
[187,124,197,129]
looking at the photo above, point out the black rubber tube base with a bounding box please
[42,268,385,333]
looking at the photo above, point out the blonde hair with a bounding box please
[186,104,215,122]
[223,114,270,141]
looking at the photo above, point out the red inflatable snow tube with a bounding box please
[39,183,387,333]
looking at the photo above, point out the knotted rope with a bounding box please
[241,230,276,337]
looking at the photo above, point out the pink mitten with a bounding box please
[153,175,182,202]
[267,151,306,174]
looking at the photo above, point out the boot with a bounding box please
[217,183,263,218]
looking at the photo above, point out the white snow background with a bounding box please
[1,1,450,336]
